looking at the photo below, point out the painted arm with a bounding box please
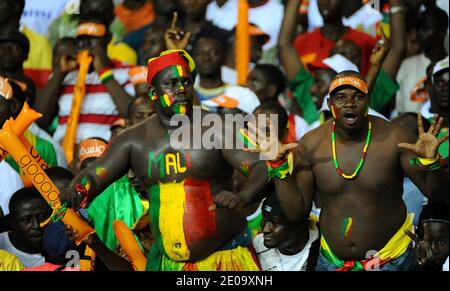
[273,140,315,222]
[218,147,269,210]
[278,0,304,82]
[59,128,133,208]
[399,115,449,203]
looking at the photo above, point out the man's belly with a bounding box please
[320,202,407,261]
[148,178,246,261]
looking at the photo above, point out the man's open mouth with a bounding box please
[343,112,358,126]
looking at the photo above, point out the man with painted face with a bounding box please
[255,71,449,271]
[60,49,267,271]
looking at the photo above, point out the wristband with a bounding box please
[74,183,89,208]
[266,153,294,180]
[99,67,114,84]
[410,155,442,171]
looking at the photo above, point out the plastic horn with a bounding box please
[236,0,249,86]
[113,220,147,271]
[0,102,41,162]
[62,50,93,163]
[0,119,95,245]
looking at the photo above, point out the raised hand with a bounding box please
[89,46,109,73]
[164,12,191,50]
[58,53,78,74]
[370,27,390,67]
[242,121,297,162]
[398,113,449,159]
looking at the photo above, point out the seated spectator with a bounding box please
[396,7,448,115]
[0,187,52,268]
[422,57,449,166]
[253,193,320,271]
[407,203,449,271]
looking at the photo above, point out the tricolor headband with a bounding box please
[147,50,196,85]
[328,75,369,96]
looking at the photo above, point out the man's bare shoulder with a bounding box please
[297,119,331,151]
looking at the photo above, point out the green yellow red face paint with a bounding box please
[148,151,191,179]
[81,176,91,192]
[238,128,258,149]
[160,93,174,108]
[341,217,353,238]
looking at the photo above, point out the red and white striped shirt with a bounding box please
[53,60,135,144]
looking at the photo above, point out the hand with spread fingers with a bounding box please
[243,122,297,162]
[164,12,192,50]
[398,113,449,159]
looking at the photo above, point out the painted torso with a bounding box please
[129,115,247,261]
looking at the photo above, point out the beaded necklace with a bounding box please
[332,119,372,180]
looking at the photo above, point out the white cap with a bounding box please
[323,54,359,73]
[201,86,261,114]
[432,56,449,81]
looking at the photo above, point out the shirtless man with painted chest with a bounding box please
[60,50,267,271]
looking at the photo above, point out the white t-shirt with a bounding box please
[307,0,382,37]
[443,257,449,271]
[53,63,135,144]
[0,232,45,268]
[0,161,24,215]
[20,0,70,36]
[396,53,432,114]
[206,0,284,50]
[253,223,319,271]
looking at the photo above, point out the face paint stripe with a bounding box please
[177,65,184,77]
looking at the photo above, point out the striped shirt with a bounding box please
[53,60,135,144]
